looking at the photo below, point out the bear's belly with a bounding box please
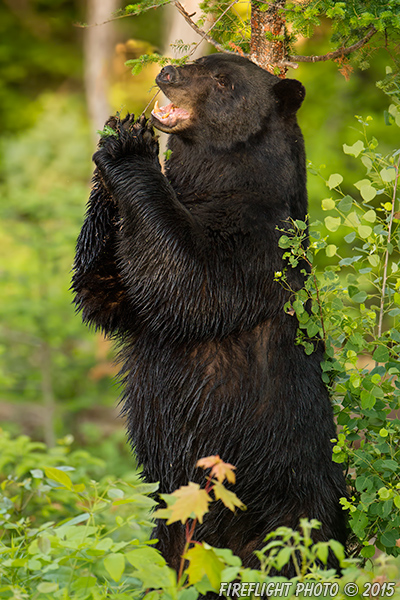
[121,315,335,497]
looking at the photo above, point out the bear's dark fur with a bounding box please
[72,53,347,574]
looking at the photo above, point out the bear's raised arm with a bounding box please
[72,115,293,342]
[72,168,138,336]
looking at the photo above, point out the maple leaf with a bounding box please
[212,480,246,512]
[196,455,221,469]
[165,482,212,524]
[184,543,225,588]
[196,455,236,483]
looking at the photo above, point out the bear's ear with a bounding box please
[273,78,305,116]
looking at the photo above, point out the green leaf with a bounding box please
[376,460,398,473]
[71,576,97,592]
[275,546,292,570]
[107,488,124,499]
[380,167,397,182]
[360,545,375,559]
[44,467,73,490]
[344,231,356,243]
[104,553,125,582]
[338,195,353,212]
[380,530,398,548]
[294,219,307,230]
[363,209,376,223]
[358,225,372,238]
[360,184,377,202]
[31,469,44,479]
[360,390,376,409]
[378,486,391,500]
[63,513,90,527]
[373,346,389,363]
[361,156,373,170]
[339,255,362,266]
[325,244,337,257]
[126,546,166,568]
[37,583,59,593]
[278,235,291,249]
[329,540,345,562]
[37,536,51,555]
[327,173,343,189]
[368,254,379,267]
[322,198,335,210]
[351,291,368,303]
[343,140,364,157]
[185,544,225,588]
[324,216,341,232]
[316,543,329,564]
[178,588,200,600]
[344,211,360,227]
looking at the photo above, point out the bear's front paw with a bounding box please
[93,113,159,172]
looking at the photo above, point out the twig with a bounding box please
[74,3,173,28]
[312,271,326,342]
[187,0,239,57]
[377,155,400,339]
[142,88,161,115]
[174,1,233,54]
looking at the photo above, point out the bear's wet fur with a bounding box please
[72,53,347,574]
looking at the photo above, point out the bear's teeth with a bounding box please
[153,100,173,119]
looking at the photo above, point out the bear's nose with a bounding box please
[157,65,178,84]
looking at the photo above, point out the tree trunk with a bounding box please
[84,0,119,138]
[250,0,288,76]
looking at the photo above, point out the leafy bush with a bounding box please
[277,100,400,561]
[1,432,400,599]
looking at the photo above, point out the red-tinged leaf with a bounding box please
[196,455,221,469]
[212,481,246,512]
[185,543,225,588]
[197,455,236,483]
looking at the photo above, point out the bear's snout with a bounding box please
[157,65,178,85]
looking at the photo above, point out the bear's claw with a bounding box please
[95,113,159,166]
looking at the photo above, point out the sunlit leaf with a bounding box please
[324,216,341,232]
[185,544,225,588]
[104,553,125,582]
[212,481,246,512]
[327,173,343,189]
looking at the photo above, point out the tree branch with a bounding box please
[170,7,377,70]
[290,27,377,63]
[174,1,231,54]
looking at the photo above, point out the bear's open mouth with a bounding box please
[151,101,190,129]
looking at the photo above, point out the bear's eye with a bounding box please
[213,74,229,89]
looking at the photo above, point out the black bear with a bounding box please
[72,53,347,574]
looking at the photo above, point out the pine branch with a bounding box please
[290,27,377,64]
[170,8,377,69]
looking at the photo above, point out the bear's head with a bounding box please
[151,53,305,148]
